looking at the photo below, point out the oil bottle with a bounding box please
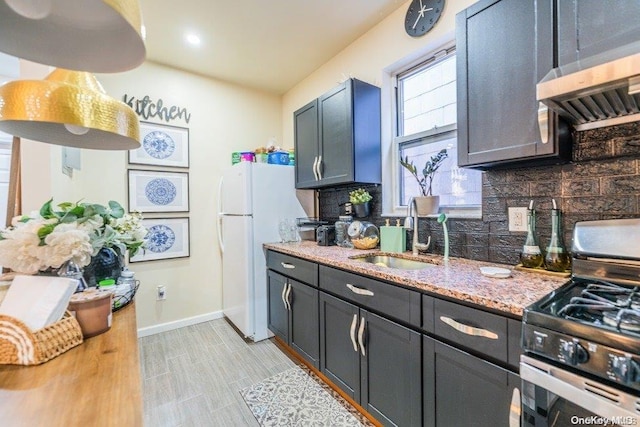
[544,200,570,272]
[520,201,544,268]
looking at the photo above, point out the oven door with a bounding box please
[520,355,639,426]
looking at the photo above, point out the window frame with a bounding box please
[381,43,482,219]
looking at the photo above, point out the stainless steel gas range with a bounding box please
[520,218,640,427]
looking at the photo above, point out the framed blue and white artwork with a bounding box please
[128,122,189,168]
[130,217,190,262]
[128,169,189,213]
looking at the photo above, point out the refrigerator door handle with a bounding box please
[217,176,225,252]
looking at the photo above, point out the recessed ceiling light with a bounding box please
[185,33,201,46]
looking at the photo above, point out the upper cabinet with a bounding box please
[558,1,640,67]
[456,0,571,169]
[294,78,381,189]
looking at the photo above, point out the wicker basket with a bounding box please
[0,311,83,365]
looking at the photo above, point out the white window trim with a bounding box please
[380,42,481,220]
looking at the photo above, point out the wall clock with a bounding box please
[405,0,445,37]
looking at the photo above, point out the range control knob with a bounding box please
[610,355,640,384]
[559,339,589,365]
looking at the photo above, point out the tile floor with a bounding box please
[139,318,297,426]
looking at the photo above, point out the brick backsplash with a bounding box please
[318,123,640,265]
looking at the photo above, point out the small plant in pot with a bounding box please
[349,188,373,218]
[400,148,448,215]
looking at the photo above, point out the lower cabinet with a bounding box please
[319,292,422,426]
[267,270,319,368]
[423,336,520,427]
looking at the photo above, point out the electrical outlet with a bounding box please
[157,285,166,301]
[508,207,528,232]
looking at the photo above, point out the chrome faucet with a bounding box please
[406,198,431,256]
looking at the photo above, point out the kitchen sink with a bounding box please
[351,254,436,270]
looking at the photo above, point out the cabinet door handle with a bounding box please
[346,283,374,297]
[280,262,296,269]
[509,387,521,427]
[349,314,358,352]
[316,155,322,180]
[280,281,288,309]
[285,283,292,311]
[312,156,319,181]
[538,102,549,144]
[439,316,499,340]
[358,316,366,357]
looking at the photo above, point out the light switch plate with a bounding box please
[508,207,528,232]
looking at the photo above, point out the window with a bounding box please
[386,46,482,217]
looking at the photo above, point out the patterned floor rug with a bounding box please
[240,365,374,426]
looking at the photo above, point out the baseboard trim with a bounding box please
[137,310,225,338]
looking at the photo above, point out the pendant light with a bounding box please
[0,0,145,73]
[0,68,140,150]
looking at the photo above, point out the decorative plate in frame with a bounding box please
[128,122,189,168]
[130,217,190,262]
[128,169,189,213]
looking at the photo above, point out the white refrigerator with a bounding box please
[217,162,307,342]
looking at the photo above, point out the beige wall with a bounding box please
[281,0,476,150]
[21,61,282,329]
[97,62,282,329]
[17,0,477,331]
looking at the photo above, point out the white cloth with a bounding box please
[0,275,77,330]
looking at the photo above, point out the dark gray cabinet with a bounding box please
[456,0,570,169]
[267,270,289,342]
[267,249,522,426]
[558,0,640,67]
[424,337,520,427]
[294,78,381,189]
[319,292,422,427]
[267,270,320,368]
[293,100,319,188]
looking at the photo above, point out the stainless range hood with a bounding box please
[537,42,640,131]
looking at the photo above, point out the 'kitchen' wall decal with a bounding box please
[123,94,191,124]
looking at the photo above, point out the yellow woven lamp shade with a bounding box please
[0,0,145,73]
[0,68,140,150]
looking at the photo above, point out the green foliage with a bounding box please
[349,188,373,205]
[400,148,448,196]
[35,199,145,257]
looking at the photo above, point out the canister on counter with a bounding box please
[67,289,112,338]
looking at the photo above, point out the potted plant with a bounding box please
[400,148,448,215]
[349,188,373,218]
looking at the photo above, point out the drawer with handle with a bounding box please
[434,298,508,363]
[266,250,318,287]
[319,265,420,327]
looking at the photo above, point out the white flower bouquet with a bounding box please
[0,199,147,275]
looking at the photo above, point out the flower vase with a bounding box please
[82,248,123,287]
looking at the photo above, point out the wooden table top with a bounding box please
[0,303,142,427]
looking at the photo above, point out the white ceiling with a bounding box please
[140,0,405,95]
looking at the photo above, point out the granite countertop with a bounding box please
[264,241,569,318]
